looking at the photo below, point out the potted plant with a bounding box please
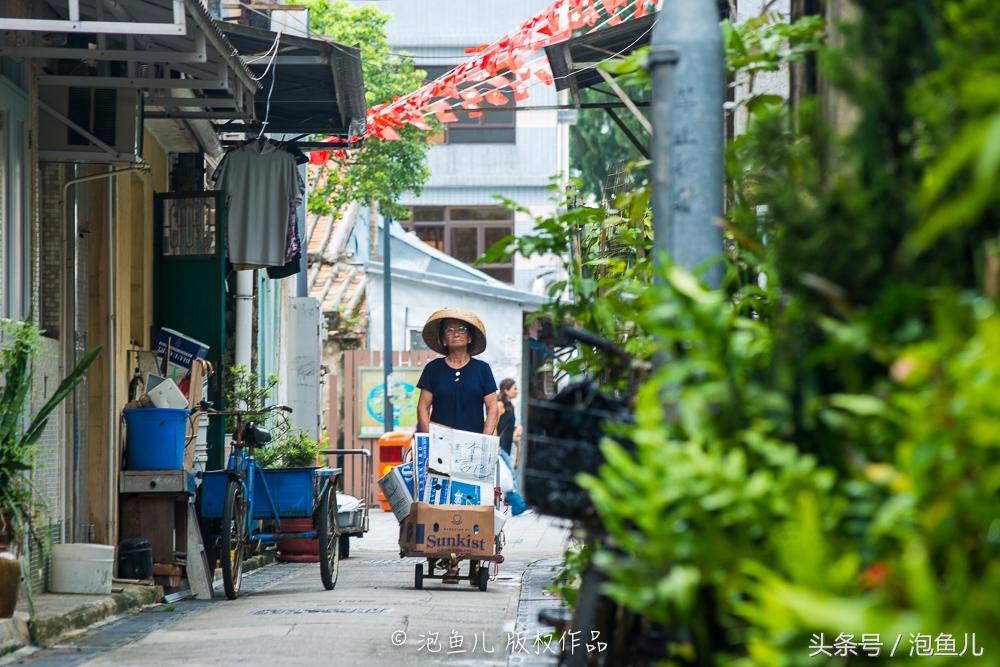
[0,319,100,618]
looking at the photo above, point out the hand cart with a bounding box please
[321,448,372,559]
[402,446,507,592]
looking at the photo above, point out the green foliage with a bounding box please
[0,319,101,613]
[507,1,1000,663]
[255,428,320,469]
[226,365,318,469]
[570,87,648,202]
[304,0,431,220]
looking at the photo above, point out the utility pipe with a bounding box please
[60,162,148,542]
[382,213,394,433]
[235,270,254,393]
[649,0,725,287]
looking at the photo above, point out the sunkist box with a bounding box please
[399,502,495,557]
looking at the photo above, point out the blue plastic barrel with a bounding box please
[123,408,189,470]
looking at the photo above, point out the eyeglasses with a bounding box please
[444,326,469,335]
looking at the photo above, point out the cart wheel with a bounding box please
[415,563,423,590]
[221,479,246,600]
[318,485,340,590]
[469,561,479,587]
[477,563,489,592]
[338,533,350,560]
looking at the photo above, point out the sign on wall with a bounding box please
[357,366,423,437]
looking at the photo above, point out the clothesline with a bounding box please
[310,0,660,162]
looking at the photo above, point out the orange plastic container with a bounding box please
[377,431,412,511]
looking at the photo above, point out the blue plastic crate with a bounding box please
[199,468,317,519]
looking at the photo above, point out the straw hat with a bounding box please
[422,308,488,356]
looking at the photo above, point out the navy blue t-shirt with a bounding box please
[417,357,497,433]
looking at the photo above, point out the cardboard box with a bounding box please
[155,327,210,382]
[377,461,428,521]
[424,475,493,506]
[428,423,499,482]
[427,425,452,474]
[147,378,189,410]
[399,503,495,557]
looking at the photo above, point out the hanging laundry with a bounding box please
[214,141,304,269]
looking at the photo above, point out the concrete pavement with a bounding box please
[3,509,570,667]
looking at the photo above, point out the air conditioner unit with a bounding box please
[39,86,142,163]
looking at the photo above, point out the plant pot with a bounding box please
[276,518,319,563]
[0,551,20,619]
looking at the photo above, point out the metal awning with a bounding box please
[544,13,657,158]
[200,22,367,136]
[544,13,656,99]
[0,0,259,123]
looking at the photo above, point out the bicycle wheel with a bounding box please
[318,484,340,590]
[221,479,247,600]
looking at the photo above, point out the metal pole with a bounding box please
[649,0,725,287]
[382,213,394,433]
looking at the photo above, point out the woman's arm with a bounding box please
[417,389,433,433]
[483,393,499,435]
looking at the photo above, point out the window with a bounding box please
[403,206,515,283]
[421,66,516,145]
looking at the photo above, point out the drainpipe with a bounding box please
[649,0,725,287]
[235,270,254,391]
[61,163,149,543]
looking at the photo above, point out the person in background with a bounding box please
[497,378,518,458]
[496,378,528,516]
[416,308,499,435]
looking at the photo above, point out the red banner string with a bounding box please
[310,0,658,161]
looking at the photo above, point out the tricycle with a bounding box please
[197,402,342,599]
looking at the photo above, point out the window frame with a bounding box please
[403,206,516,282]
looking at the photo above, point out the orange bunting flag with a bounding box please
[379,125,403,141]
[430,100,459,123]
[465,43,489,54]
[465,67,490,82]
[535,67,555,86]
[406,113,433,131]
[468,111,483,118]
[309,150,329,165]
[512,84,530,101]
[600,0,617,14]
[461,89,484,103]
[460,99,481,110]
[633,1,649,18]
[485,90,510,106]
[487,74,512,89]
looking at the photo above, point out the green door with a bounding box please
[154,192,227,469]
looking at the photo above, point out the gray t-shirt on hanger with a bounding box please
[216,143,301,268]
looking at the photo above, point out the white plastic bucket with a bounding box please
[50,543,115,594]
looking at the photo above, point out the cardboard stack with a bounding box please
[378,425,505,558]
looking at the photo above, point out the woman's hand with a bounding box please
[513,424,523,443]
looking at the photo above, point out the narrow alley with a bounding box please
[6,512,568,667]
